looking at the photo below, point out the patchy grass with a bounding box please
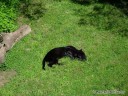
[0,70,16,87]
[0,0,128,96]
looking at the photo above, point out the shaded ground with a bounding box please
[0,70,16,87]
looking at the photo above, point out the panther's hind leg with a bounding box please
[48,59,57,67]
[48,62,53,67]
[54,59,59,64]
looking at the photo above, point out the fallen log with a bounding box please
[0,25,31,64]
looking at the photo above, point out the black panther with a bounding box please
[42,46,86,70]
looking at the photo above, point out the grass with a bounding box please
[0,0,128,95]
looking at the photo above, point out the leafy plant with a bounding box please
[0,0,46,33]
[71,0,98,4]
[0,3,18,32]
[20,1,46,20]
[77,4,128,37]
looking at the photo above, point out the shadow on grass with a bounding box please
[20,2,46,20]
[71,0,128,15]
[98,0,128,15]
[71,0,90,5]
[0,63,7,71]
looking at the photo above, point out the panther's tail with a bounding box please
[42,59,46,70]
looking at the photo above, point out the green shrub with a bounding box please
[0,0,46,33]
[20,1,46,20]
[71,0,98,4]
[0,0,19,7]
[76,4,128,37]
[0,3,18,32]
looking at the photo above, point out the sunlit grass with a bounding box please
[0,0,128,96]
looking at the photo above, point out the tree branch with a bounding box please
[0,25,31,64]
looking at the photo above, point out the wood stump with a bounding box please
[0,25,31,64]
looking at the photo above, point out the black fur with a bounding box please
[66,46,86,60]
[42,46,86,70]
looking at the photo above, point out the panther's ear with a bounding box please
[80,49,82,51]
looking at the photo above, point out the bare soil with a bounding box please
[0,70,17,87]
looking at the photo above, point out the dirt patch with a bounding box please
[0,70,17,87]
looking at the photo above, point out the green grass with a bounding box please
[0,2,18,32]
[0,0,128,96]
